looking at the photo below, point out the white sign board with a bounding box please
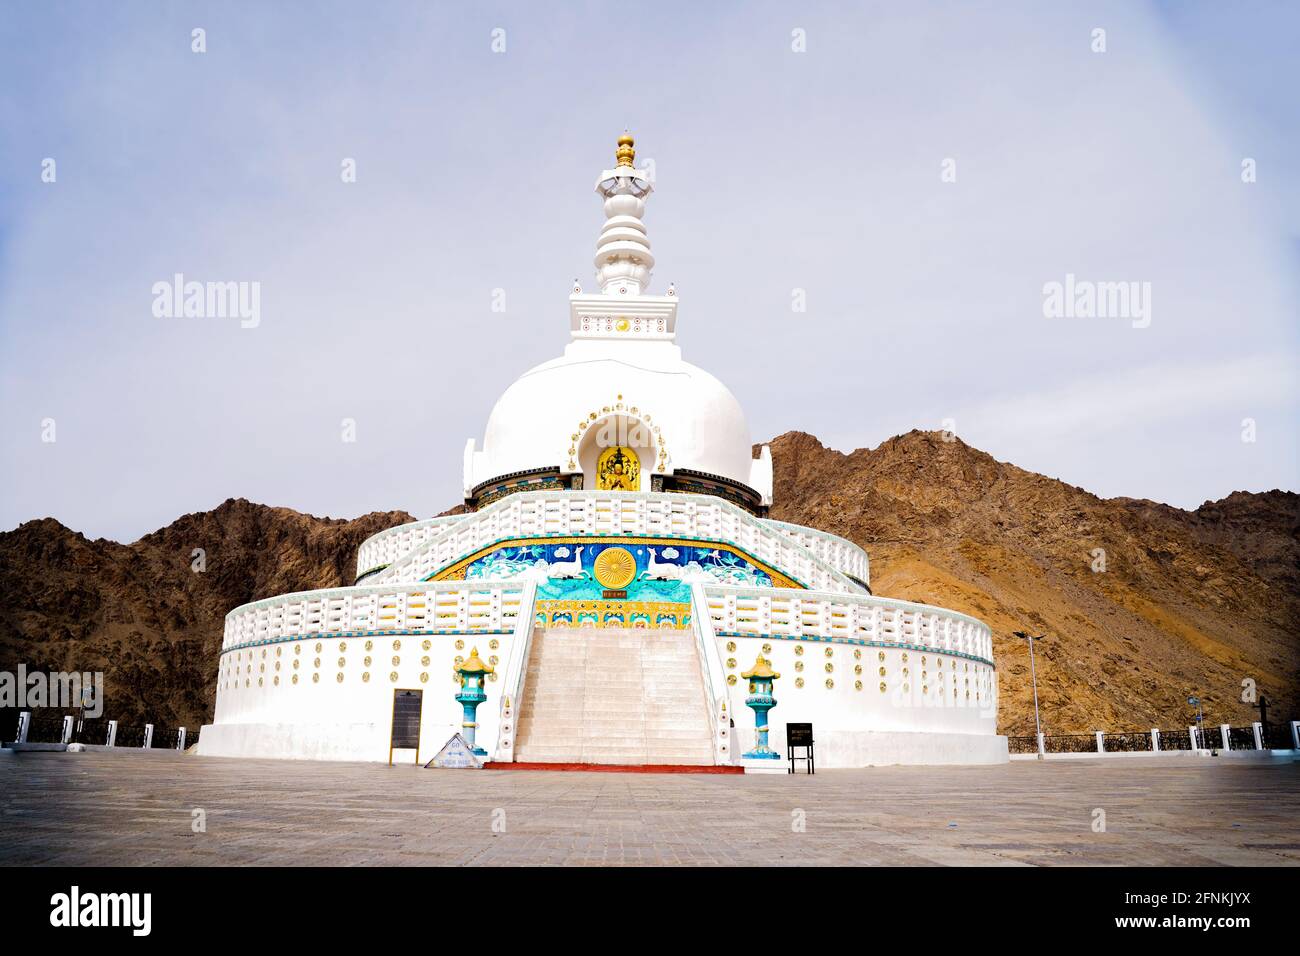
[425,733,484,769]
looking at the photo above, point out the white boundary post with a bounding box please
[143,724,154,749]
[17,711,31,744]
[1220,723,1231,750]
[1095,731,1105,753]
[177,727,187,751]
[1151,728,1160,751]
[1036,732,1045,757]
[1252,722,1263,750]
[61,715,74,744]
[1291,720,1299,750]
[1189,725,1199,751]
[106,720,117,747]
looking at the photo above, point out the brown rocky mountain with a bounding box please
[0,502,414,729]
[764,431,1298,737]
[1,430,1295,738]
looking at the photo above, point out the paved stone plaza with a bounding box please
[2,751,1297,866]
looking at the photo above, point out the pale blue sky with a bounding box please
[1,1,1296,542]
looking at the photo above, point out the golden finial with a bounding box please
[615,132,635,167]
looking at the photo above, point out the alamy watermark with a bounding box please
[50,886,150,936]
[1,666,104,717]
[152,273,260,328]
[1042,273,1151,329]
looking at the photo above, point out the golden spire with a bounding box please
[615,132,635,167]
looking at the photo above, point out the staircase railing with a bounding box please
[690,582,734,765]
[490,582,538,763]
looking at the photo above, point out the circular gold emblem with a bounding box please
[593,547,637,590]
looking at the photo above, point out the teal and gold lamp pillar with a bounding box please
[455,648,495,755]
[741,655,781,759]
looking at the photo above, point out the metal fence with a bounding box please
[0,709,18,744]
[4,713,200,750]
[1011,728,1280,754]
[71,718,110,745]
[25,716,68,743]
[5,708,1285,757]
[1011,733,1156,755]
[113,723,146,748]
[1045,734,1099,754]
[1007,720,1293,756]
[1160,729,1195,750]
[151,726,197,750]
[1227,726,1258,750]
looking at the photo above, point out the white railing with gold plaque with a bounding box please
[701,585,993,665]
[222,581,527,653]
[367,491,870,594]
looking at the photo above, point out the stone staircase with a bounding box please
[513,626,716,766]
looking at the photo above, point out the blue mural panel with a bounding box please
[462,540,772,603]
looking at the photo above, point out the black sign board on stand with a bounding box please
[389,689,423,764]
[787,722,814,774]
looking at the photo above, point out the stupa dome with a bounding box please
[468,341,768,503]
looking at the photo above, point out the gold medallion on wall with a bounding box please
[593,547,637,590]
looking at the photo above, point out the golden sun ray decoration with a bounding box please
[596,445,640,490]
[593,546,638,590]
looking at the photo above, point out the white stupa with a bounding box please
[200,136,1005,768]
[465,133,770,513]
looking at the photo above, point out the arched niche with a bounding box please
[575,413,663,491]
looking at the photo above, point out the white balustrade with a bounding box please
[702,585,994,665]
[355,513,470,579]
[761,517,870,585]
[222,581,526,652]
[367,491,869,594]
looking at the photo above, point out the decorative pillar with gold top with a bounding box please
[455,647,494,755]
[742,654,781,759]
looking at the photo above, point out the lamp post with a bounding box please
[76,685,94,743]
[1187,695,1206,749]
[741,654,781,759]
[1012,631,1047,759]
[455,648,494,756]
